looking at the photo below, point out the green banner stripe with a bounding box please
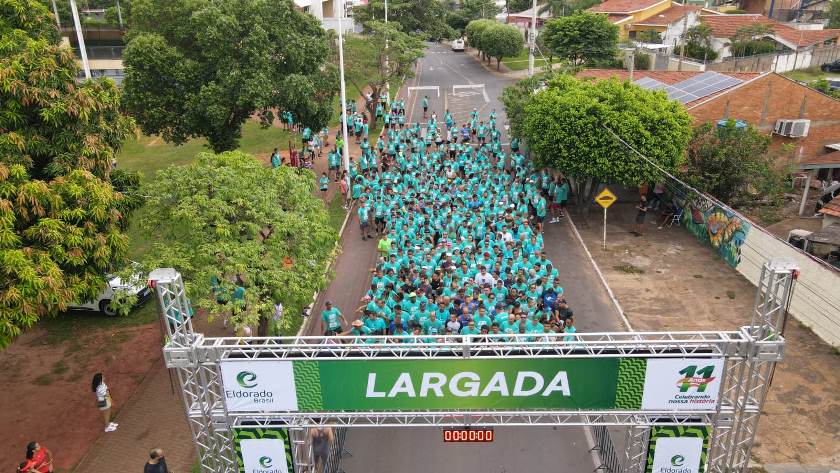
[615,358,646,409]
[293,360,324,411]
[233,428,293,473]
[646,425,710,473]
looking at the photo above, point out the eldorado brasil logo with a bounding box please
[258,456,273,468]
[671,454,685,467]
[676,364,716,393]
[237,371,258,388]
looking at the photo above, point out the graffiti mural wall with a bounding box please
[681,196,751,269]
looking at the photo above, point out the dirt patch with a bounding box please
[575,205,840,467]
[0,318,162,472]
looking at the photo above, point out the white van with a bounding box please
[451,38,465,52]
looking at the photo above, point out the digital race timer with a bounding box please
[442,428,495,443]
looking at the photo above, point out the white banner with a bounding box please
[650,437,703,473]
[220,360,298,412]
[241,438,290,473]
[641,358,724,411]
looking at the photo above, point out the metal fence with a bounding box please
[592,426,624,473]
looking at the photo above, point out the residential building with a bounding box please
[506,4,550,40]
[588,0,714,41]
[698,13,840,61]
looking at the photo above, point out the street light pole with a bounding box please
[384,0,390,102]
[51,0,61,28]
[337,11,352,199]
[69,0,91,79]
[528,0,537,77]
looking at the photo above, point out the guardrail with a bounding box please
[592,425,623,473]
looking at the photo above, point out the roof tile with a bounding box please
[699,14,840,47]
[590,0,666,14]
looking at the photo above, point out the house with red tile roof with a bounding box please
[698,13,840,60]
[577,70,840,178]
[589,0,719,42]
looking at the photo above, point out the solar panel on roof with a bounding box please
[634,77,667,89]
[672,71,742,101]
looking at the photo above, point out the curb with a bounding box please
[565,213,634,331]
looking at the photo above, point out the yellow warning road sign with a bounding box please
[595,188,617,209]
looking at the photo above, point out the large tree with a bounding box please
[541,12,618,65]
[1,0,135,347]
[481,23,525,70]
[344,21,424,121]
[461,0,501,22]
[140,151,338,335]
[122,0,338,153]
[683,121,790,205]
[513,75,692,209]
[353,0,455,41]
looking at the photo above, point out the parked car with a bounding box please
[451,38,465,52]
[69,266,150,316]
[821,59,840,73]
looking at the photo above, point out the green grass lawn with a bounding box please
[500,48,551,71]
[118,122,297,179]
[783,67,828,83]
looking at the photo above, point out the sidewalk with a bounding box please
[72,357,194,473]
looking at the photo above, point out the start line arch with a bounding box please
[150,258,796,473]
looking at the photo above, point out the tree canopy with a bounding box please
[344,21,425,120]
[540,12,619,65]
[683,121,790,206]
[122,0,338,153]
[465,20,524,68]
[139,151,338,335]
[353,0,456,40]
[683,24,718,61]
[509,75,692,203]
[829,0,840,28]
[1,0,135,347]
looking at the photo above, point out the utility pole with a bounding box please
[337,10,352,199]
[116,0,124,28]
[51,0,61,27]
[677,14,688,71]
[69,0,91,79]
[528,0,537,77]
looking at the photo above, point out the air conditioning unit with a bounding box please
[773,119,811,138]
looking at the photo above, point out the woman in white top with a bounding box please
[91,373,118,432]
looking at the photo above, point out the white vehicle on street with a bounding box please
[69,267,150,316]
[451,38,465,52]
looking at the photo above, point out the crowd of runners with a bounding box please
[315,96,577,344]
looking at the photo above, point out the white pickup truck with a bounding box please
[451,38,465,52]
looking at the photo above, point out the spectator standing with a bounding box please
[17,442,53,473]
[270,148,281,168]
[92,373,118,432]
[144,448,169,473]
[633,196,648,237]
[310,427,333,473]
[319,172,329,198]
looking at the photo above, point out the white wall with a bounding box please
[737,226,840,346]
[682,194,840,347]
[663,11,701,48]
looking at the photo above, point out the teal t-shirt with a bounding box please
[321,307,342,330]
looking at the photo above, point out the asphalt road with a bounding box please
[306,42,629,472]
